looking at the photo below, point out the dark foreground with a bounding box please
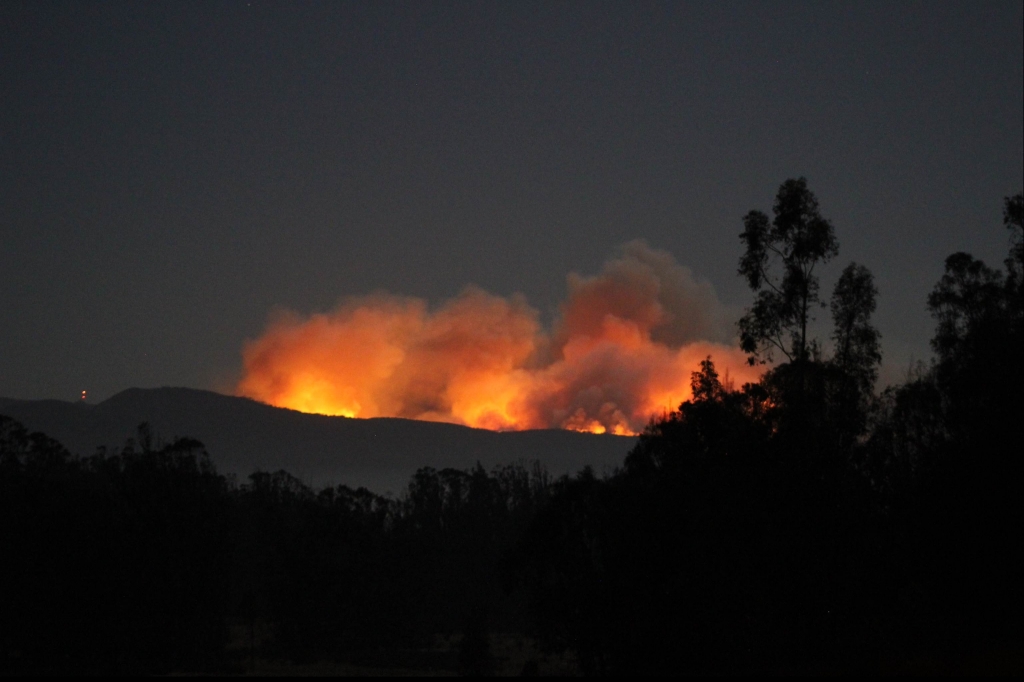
[2,190,1021,675]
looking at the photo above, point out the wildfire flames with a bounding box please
[237,242,761,435]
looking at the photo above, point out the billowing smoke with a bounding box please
[237,242,760,434]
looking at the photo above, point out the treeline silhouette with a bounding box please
[514,184,1022,674]
[0,421,551,674]
[1,183,1020,674]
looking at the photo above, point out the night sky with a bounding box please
[2,1,1021,403]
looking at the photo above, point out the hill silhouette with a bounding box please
[0,387,635,494]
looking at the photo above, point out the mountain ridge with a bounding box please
[0,387,637,494]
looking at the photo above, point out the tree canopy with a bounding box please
[738,177,839,364]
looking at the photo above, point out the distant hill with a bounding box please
[0,387,637,495]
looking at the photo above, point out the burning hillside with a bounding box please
[237,242,760,434]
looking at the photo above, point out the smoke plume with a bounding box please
[237,242,759,434]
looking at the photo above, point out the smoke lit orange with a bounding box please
[237,242,761,435]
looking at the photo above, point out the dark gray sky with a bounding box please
[2,1,1022,402]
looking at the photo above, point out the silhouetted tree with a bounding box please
[860,191,1024,664]
[691,355,724,402]
[830,262,881,392]
[1004,192,1023,295]
[858,365,945,506]
[829,262,881,445]
[927,252,1005,374]
[738,177,839,364]
[0,420,231,674]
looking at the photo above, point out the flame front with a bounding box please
[237,242,762,435]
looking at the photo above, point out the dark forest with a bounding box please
[2,183,1021,675]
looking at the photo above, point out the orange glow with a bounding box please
[237,242,763,434]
